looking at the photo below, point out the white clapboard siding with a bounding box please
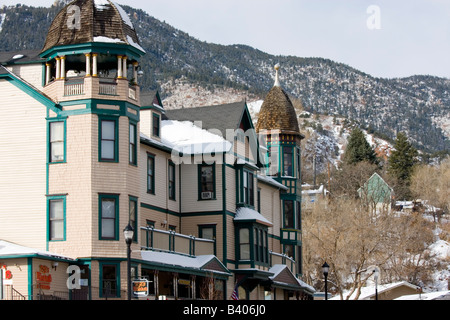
[0,80,47,250]
[7,64,44,91]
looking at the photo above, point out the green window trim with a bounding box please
[282,146,294,177]
[99,261,121,298]
[129,121,137,165]
[147,153,155,194]
[129,196,138,242]
[168,161,176,201]
[47,195,66,242]
[99,116,119,162]
[152,112,160,138]
[235,223,269,267]
[198,163,216,200]
[99,194,120,241]
[48,119,67,164]
[243,170,255,207]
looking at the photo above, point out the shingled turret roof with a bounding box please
[41,0,144,54]
[255,65,300,135]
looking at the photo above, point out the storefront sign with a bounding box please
[178,279,191,286]
[36,265,52,290]
[132,280,149,297]
[1,265,13,285]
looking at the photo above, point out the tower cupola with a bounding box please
[256,65,301,136]
[40,0,145,104]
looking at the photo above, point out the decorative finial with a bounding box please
[274,63,281,87]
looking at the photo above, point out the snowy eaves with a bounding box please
[140,250,230,276]
[161,120,232,155]
[0,240,75,261]
[234,207,273,227]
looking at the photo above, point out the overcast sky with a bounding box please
[1,0,449,79]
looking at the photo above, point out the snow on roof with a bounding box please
[126,35,146,53]
[93,36,125,44]
[234,207,273,227]
[394,290,450,300]
[113,1,134,29]
[161,120,232,155]
[94,0,110,10]
[139,250,230,275]
[330,281,421,300]
[0,240,75,261]
[257,174,288,190]
[268,264,287,279]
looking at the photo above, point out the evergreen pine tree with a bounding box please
[388,132,418,199]
[388,132,418,182]
[343,127,377,165]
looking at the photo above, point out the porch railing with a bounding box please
[140,226,215,257]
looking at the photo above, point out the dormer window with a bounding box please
[152,113,160,138]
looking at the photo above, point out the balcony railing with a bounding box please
[64,80,84,96]
[270,251,297,274]
[128,86,136,100]
[140,226,215,257]
[99,81,117,96]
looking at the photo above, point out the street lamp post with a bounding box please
[123,223,134,300]
[373,267,380,301]
[322,262,329,300]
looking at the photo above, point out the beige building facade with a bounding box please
[0,0,313,300]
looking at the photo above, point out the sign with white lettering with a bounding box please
[132,280,149,297]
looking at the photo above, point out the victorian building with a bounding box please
[0,0,313,300]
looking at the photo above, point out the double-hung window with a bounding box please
[49,121,65,162]
[147,154,155,194]
[100,119,117,162]
[199,164,215,200]
[152,113,160,138]
[284,200,294,229]
[49,196,65,241]
[129,122,137,165]
[129,196,138,242]
[283,146,293,176]
[99,194,119,240]
[243,171,254,206]
[239,228,250,260]
[168,161,176,200]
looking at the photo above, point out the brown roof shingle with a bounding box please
[41,0,142,53]
[255,85,300,134]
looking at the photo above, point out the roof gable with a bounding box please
[163,101,248,138]
[268,265,301,289]
[358,172,394,203]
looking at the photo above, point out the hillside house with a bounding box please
[358,173,394,212]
